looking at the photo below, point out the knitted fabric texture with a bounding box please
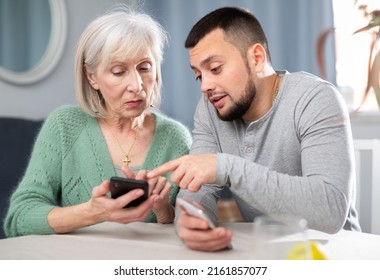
[4,106,192,237]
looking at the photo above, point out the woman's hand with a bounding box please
[146,172,173,223]
[89,179,156,224]
[48,178,156,234]
[122,165,174,223]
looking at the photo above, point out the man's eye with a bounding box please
[195,75,201,81]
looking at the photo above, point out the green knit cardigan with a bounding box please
[4,106,192,237]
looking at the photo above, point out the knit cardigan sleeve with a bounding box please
[3,106,87,237]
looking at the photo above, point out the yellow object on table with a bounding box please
[287,241,328,260]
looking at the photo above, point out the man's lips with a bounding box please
[209,94,227,108]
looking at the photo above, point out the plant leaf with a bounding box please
[370,50,380,108]
[353,22,379,34]
[353,12,380,34]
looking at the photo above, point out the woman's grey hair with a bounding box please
[75,4,168,126]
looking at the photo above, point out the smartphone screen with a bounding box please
[109,176,149,208]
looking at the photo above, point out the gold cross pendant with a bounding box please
[123,155,131,166]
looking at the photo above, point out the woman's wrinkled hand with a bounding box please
[122,166,174,223]
[89,179,156,224]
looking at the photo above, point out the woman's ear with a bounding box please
[84,65,99,90]
[247,43,266,72]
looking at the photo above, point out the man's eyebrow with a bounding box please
[190,55,223,70]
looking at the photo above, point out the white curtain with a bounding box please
[140,0,335,129]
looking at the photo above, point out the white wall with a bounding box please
[350,113,380,234]
[0,0,132,120]
[351,113,380,140]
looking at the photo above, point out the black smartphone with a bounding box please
[109,176,149,208]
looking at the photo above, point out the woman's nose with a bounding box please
[126,70,143,94]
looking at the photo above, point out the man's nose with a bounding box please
[200,74,216,94]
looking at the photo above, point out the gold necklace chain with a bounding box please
[272,74,281,105]
[109,127,139,166]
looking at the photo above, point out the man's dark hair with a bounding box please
[185,6,272,64]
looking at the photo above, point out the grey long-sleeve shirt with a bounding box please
[177,71,361,234]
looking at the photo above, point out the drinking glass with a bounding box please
[252,214,312,260]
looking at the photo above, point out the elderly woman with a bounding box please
[4,5,191,237]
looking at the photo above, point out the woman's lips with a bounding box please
[125,100,143,108]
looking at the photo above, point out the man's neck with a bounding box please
[243,72,279,121]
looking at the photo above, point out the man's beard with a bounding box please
[216,77,256,121]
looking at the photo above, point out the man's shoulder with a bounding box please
[283,71,339,102]
[285,71,322,85]
[285,71,335,89]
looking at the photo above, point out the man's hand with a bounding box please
[147,154,217,192]
[176,208,233,251]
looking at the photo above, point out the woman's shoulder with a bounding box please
[153,111,191,138]
[44,105,91,126]
[48,105,87,119]
[153,111,189,131]
[41,105,93,137]
[38,105,96,154]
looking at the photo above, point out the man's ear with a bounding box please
[84,65,99,90]
[247,43,266,72]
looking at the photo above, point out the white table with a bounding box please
[0,222,379,260]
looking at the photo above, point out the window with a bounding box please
[332,0,380,111]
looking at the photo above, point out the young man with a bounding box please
[148,7,361,251]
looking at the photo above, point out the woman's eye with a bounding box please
[211,66,221,74]
[139,63,152,72]
[111,67,125,76]
[112,71,124,76]
[195,75,201,81]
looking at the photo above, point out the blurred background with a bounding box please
[1,0,380,235]
[0,0,338,129]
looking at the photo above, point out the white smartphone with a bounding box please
[176,197,233,250]
[176,197,216,229]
